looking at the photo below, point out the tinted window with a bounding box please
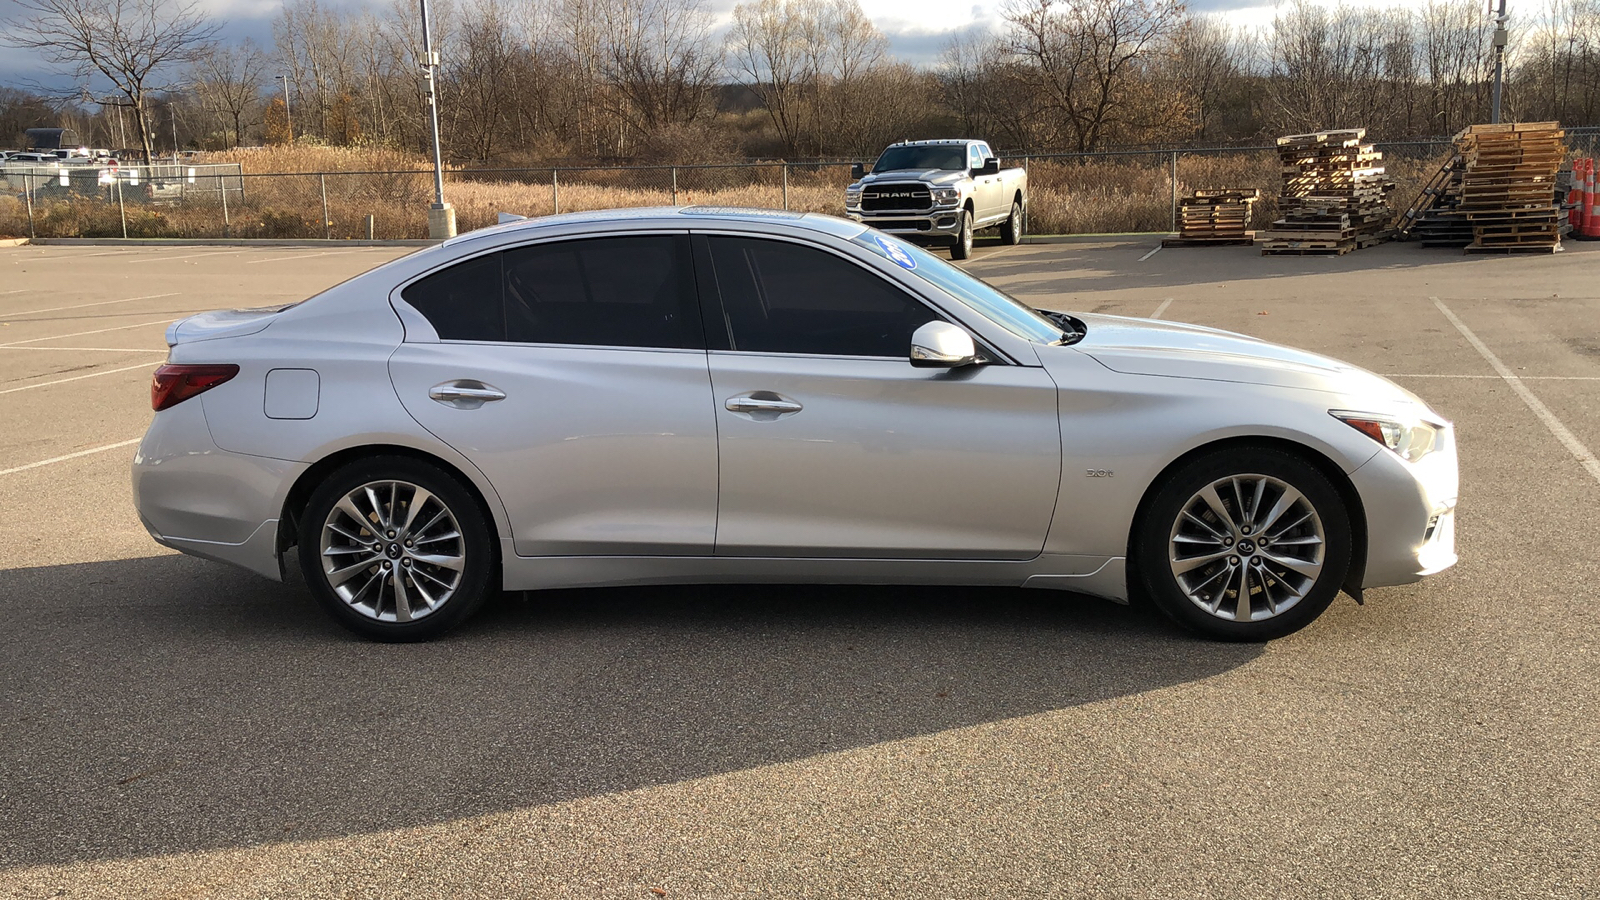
[400,252,505,341]
[503,235,701,349]
[705,237,940,357]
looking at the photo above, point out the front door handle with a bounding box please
[725,391,803,419]
[429,380,506,409]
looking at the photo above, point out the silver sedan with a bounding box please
[132,208,1458,641]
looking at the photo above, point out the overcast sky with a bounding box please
[0,0,1442,92]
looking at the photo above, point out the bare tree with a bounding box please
[190,40,266,147]
[1000,0,1188,151]
[729,0,821,155]
[2,0,218,160]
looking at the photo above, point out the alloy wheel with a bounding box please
[1167,474,1326,622]
[319,479,465,623]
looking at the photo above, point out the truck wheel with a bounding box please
[951,210,974,260]
[1000,200,1023,245]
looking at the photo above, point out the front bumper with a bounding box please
[1349,426,1460,589]
[845,209,964,241]
[131,396,306,581]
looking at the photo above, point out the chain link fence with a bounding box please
[3,128,1596,240]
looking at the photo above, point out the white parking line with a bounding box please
[0,317,174,347]
[126,251,243,264]
[0,362,156,396]
[0,346,166,353]
[0,438,141,477]
[5,292,179,318]
[1385,373,1600,380]
[245,251,349,264]
[1150,298,1174,319]
[0,289,30,296]
[1432,296,1600,487]
[1138,245,1162,262]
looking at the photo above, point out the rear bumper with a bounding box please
[1350,429,1460,589]
[131,397,305,581]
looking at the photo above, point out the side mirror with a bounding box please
[850,162,865,179]
[910,321,980,368]
[977,158,1000,176]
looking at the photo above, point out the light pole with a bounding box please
[419,0,455,238]
[278,74,293,142]
[1490,0,1509,124]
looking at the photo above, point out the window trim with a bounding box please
[389,228,706,352]
[690,230,1011,365]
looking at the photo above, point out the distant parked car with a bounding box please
[134,207,1459,643]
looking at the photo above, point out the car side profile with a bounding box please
[133,207,1458,642]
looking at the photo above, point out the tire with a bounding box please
[298,455,496,641]
[950,209,974,260]
[1000,200,1023,245]
[1132,447,1352,642]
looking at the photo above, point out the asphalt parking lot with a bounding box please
[1,235,1597,898]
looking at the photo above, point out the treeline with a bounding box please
[6,0,1600,165]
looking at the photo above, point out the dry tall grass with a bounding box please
[0,145,1449,239]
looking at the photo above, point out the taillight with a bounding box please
[151,364,239,411]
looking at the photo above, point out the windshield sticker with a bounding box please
[873,233,917,269]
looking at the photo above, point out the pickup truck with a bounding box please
[844,139,1027,259]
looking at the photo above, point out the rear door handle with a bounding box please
[725,391,803,418]
[429,380,506,409]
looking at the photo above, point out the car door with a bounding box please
[697,233,1060,560]
[972,143,1004,222]
[388,233,719,557]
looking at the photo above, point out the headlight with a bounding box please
[1330,410,1445,462]
[932,187,960,206]
[845,187,862,204]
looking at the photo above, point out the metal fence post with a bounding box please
[671,166,678,205]
[1169,151,1179,233]
[24,172,35,239]
[552,168,560,215]
[782,163,790,210]
[220,177,230,238]
[116,176,128,239]
[366,215,375,240]
[320,173,331,239]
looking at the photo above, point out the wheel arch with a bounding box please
[276,444,505,564]
[1126,435,1368,601]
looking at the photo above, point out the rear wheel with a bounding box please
[1133,447,1352,641]
[950,209,974,260]
[298,456,495,641]
[1000,200,1023,245]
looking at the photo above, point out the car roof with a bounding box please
[441,206,869,249]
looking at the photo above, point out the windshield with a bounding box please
[851,230,1066,345]
[872,145,967,173]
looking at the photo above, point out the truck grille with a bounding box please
[862,183,933,212]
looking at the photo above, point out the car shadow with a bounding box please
[0,553,1262,869]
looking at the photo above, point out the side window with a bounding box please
[969,145,983,169]
[704,236,941,357]
[400,252,505,341]
[502,235,701,349]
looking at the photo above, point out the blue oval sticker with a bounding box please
[872,233,917,270]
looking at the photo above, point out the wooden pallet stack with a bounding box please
[1260,129,1395,256]
[1454,122,1566,253]
[1162,189,1259,246]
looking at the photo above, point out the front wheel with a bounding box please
[950,209,974,260]
[1000,200,1023,245]
[298,456,495,641]
[1133,447,1353,641]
